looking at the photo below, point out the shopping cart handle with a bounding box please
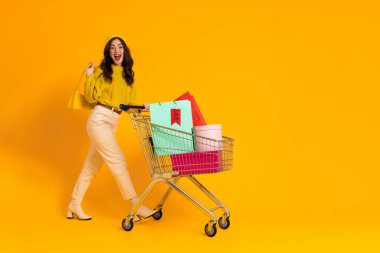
[119,104,146,111]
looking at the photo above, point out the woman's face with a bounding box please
[109,39,124,66]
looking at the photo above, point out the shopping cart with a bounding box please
[120,104,234,237]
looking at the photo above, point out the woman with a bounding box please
[67,36,157,221]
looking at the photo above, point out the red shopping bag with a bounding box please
[175,91,206,127]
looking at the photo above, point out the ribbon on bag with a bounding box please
[171,108,181,125]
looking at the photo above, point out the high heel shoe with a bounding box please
[134,209,161,222]
[67,199,92,220]
[129,196,158,222]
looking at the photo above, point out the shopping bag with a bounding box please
[175,91,206,127]
[67,89,96,110]
[171,150,220,175]
[150,100,194,156]
[68,71,96,110]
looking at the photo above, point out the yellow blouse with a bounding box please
[84,65,137,108]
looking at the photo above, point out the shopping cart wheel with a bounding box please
[204,223,217,237]
[218,216,230,229]
[122,218,134,231]
[152,209,163,220]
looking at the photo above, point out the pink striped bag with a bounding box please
[171,151,221,175]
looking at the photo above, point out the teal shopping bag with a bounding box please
[150,100,194,156]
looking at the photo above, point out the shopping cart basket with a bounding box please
[120,105,234,237]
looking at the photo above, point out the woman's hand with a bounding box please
[142,103,150,111]
[86,62,95,76]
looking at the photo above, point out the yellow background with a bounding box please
[1,0,379,252]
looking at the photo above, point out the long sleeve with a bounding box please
[83,65,138,109]
[128,84,138,105]
[125,83,141,114]
[84,67,102,104]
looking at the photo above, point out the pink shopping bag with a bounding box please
[171,150,221,175]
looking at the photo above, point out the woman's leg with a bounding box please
[71,144,104,202]
[87,107,138,200]
[67,144,103,220]
[87,106,157,219]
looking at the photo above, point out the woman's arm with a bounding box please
[128,83,137,105]
[84,63,102,103]
[126,84,149,112]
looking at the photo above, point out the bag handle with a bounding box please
[74,70,87,90]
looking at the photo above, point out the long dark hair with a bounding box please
[100,37,134,85]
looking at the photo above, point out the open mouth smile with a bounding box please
[114,54,122,61]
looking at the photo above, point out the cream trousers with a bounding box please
[71,105,137,202]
